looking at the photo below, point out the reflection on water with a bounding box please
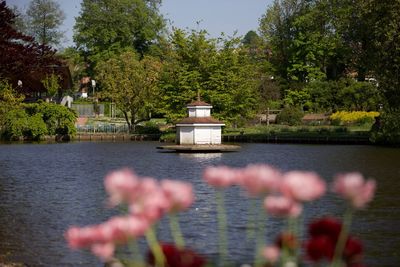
[179,152,223,161]
[0,142,399,266]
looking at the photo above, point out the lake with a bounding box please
[0,142,399,266]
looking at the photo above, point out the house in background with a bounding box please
[15,63,73,103]
[176,100,225,145]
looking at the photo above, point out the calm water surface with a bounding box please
[0,142,399,266]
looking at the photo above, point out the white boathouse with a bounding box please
[176,100,225,145]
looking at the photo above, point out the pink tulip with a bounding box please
[138,177,159,194]
[104,169,140,206]
[333,173,376,208]
[161,179,194,212]
[103,216,149,243]
[65,215,149,251]
[239,164,282,196]
[91,242,115,261]
[264,195,303,218]
[262,245,280,264]
[203,166,238,188]
[129,179,170,223]
[65,226,100,249]
[281,171,326,202]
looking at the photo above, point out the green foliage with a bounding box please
[74,0,165,60]
[259,0,399,114]
[135,121,161,134]
[41,73,60,98]
[96,50,162,132]
[370,109,400,145]
[242,30,261,46]
[283,89,311,110]
[0,80,24,126]
[26,113,48,138]
[337,80,382,111]
[2,109,27,140]
[159,29,261,126]
[303,80,340,112]
[366,0,400,108]
[303,79,382,112]
[276,106,303,126]
[259,0,344,82]
[2,109,47,140]
[25,0,65,46]
[1,99,77,140]
[59,47,87,90]
[39,103,77,135]
[1,80,20,137]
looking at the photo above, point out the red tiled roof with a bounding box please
[187,100,212,106]
[176,117,224,124]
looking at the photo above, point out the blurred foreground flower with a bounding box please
[147,243,207,267]
[305,217,364,265]
[281,171,326,202]
[65,165,375,267]
[333,173,376,209]
[264,195,302,218]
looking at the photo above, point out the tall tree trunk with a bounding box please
[123,111,131,132]
[131,112,136,133]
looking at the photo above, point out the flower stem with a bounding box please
[331,207,353,267]
[145,227,165,267]
[127,239,144,267]
[216,189,228,266]
[254,199,267,267]
[246,197,257,240]
[169,213,185,249]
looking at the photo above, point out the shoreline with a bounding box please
[0,132,372,145]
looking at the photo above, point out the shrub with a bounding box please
[370,109,400,145]
[2,109,46,140]
[24,102,77,135]
[135,121,162,134]
[330,111,379,126]
[2,109,28,140]
[276,106,303,126]
[25,113,47,139]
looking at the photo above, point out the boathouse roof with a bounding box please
[176,117,224,124]
[187,100,212,107]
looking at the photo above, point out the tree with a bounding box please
[259,0,347,83]
[25,0,65,47]
[59,47,88,91]
[0,0,60,92]
[41,73,60,100]
[366,0,400,108]
[74,0,165,61]
[158,29,217,121]
[259,0,305,81]
[0,79,24,127]
[96,50,162,132]
[159,29,261,126]
[10,5,26,33]
[242,30,260,46]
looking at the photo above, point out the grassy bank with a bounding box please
[223,125,371,144]
[159,124,372,144]
[83,117,373,144]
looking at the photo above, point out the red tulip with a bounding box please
[148,243,207,267]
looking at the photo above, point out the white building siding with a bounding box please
[180,127,194,144]
[188,107,211,118]
[194,127,211,144]
[211,127,222,144]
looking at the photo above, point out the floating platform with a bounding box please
[157,144,240,152]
